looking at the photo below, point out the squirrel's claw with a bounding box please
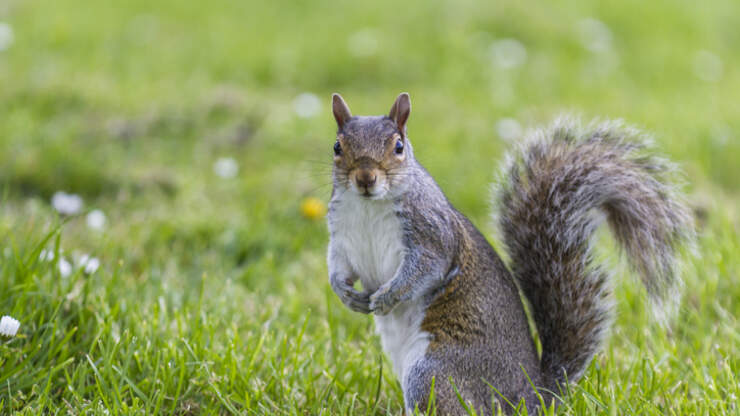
[330,276,372,314]
[344,290,372,314]
[369,284,398,315]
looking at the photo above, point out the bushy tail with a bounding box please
[495,118,694,386]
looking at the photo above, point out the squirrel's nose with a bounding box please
[356,171,377,189]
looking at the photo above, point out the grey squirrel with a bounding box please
[326,92,694,414]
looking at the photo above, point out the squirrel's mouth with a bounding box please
[356,187,388,200]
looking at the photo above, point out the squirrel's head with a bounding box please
[330,93,413,200]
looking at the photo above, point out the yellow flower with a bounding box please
[300,197,327,220]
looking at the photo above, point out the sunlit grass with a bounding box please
[0,0,738,413]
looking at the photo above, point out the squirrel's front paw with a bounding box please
[330,277,371,314]
[369,284,399,315]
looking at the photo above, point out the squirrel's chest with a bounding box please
[329,196,405,292]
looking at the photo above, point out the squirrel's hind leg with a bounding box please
[402,353,549,415]
[403,357,485,416]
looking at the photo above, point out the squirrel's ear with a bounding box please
[389,92,411,135]
[332,93,352,129]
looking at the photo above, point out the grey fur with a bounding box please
[495,117,695,384]
[326,95,694,415]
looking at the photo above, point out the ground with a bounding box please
[0,0,738,414]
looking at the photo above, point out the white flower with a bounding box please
[577,18,613,53]
[0,22,13,52]
[77,254,100,274]
[693,50,723,82]
[51,191,83,215]
[293,93,321,118]
[213,157,239,179]
[490,39,527,69]
[39,249,55,261]
[58,258,72,277]
[496,118,523,142]
[0,316,20,337]
[347,29,379,57]
[86,209,107,230]
[85,258,100,274]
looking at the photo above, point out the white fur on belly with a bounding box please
[330,193,404,292]
[330,192,430,385]
[375,300,430,390]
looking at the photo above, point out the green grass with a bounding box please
[1,0,739,414]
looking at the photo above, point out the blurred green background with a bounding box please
[0,0,738,414]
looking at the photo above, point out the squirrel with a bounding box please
[326,92,694,415]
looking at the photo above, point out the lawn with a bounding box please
[0,0,738,414]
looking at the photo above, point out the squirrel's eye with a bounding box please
[333,141,342,156]
[395,139,404,154]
